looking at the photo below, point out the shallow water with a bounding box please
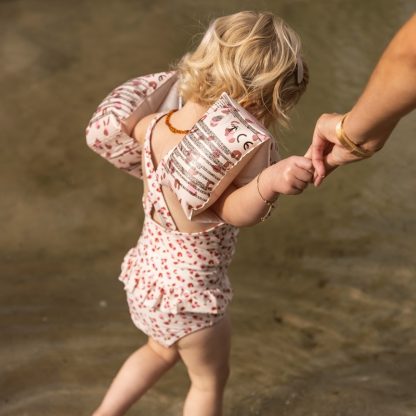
[1,0,416,415]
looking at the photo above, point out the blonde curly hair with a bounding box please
[173,11,309,128]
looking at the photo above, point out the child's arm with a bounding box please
[133,113,156,146]
[85,72,177,179]
[85,78,145,179]
[211,156,314,227]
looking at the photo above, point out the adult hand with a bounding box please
[310,113,365,187]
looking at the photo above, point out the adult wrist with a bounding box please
[335,113,382,158]
[342,110,390,153]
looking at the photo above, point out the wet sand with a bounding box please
[1,0,416,415]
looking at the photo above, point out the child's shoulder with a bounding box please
[132,113,160,145]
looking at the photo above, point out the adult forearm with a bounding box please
[344,13,416,151]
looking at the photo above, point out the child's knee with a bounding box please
[190,365,230,391]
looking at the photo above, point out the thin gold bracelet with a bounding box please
[256,171,278,222]
[335,114,374,158]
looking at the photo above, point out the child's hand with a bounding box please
[266,156,314,195]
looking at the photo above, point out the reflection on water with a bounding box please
[1,0,415,415]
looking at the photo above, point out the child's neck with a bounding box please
[175,99,209,127]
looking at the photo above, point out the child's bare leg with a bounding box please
[178,314,231,416]
[93,338,180,416]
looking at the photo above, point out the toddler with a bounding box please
[86,10,312,416]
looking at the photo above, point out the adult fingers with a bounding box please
[311,125,327,179]
[326,144,362,168]
[314,145,358,185]
[311,113,342,183]
[313,151,342,186]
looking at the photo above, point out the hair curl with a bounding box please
[173,11,309,127]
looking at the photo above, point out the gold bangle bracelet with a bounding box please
[335,114,374,158]
[256,171,278,222]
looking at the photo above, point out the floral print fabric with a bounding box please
[119,113,239,347]
[158,92,274,222]
[85,71,178,179]
[85,72,280,347]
